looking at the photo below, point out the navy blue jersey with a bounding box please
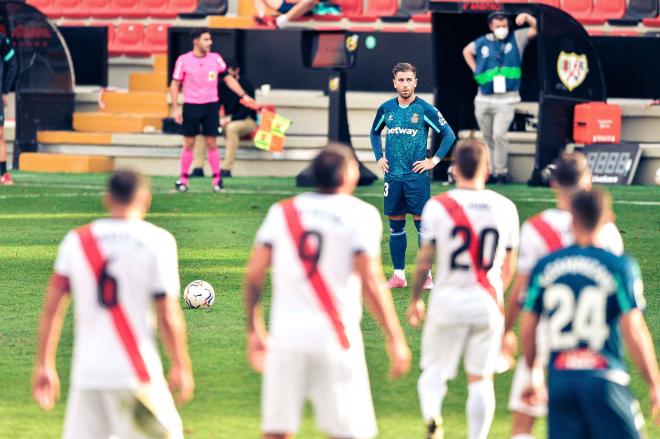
[524,245,645,376]
[370,97,455,181]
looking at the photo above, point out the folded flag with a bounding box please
[254,110,292,153]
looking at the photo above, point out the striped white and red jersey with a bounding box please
[255,193,382,355]
[54,219,180,390]
[517,208,624,276]
[421,188,520,311]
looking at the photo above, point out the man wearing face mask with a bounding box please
[463,12,537,184]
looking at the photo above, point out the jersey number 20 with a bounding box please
[450,226,499,271]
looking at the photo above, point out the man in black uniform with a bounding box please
[0,33,17,185]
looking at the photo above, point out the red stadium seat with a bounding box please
[347,25,378,31]
[411,12,431,23]
[336,0,362,15]
[535,0,560,8]
[561,0,593,21]
[642,16,660,26]
[82,0,117,17]
[111,0,148,17]
[164,0,197,16]
[348,0,398,21]
[592,0,626,20]
[313,14,343,21]
[141,0,177,17]
[27,0,60,17]
[111,23,147,56]
[144,23,170,53]
[55,0,90,17]
[412,25,432,32]
[381,25,409,32]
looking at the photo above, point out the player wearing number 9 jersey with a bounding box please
[407,139,519,439]
[32,171,193,439]
[504,152,624,439]
[521,188,660,439]
[245,145,411,439]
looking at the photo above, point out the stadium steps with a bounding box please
[101,91,169,115]
[73,112,164,133]
[129,71,168,92]
[18,152,114,173]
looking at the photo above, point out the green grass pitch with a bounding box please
[0,172,658,438]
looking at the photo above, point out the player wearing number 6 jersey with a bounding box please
[521,188,660,439]
[504,152,624,439]
[407,139,519,439]
[245,144,411,439]
[32,171,193,439]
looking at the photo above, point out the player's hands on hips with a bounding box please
[650,382,660,425]
[247,329,268,373]
[240,95,259,111]
[407,298,426,328]
[412,158,435,174]
[378,157,389,174]
[2,94,7,108]
[32,365,60,410]
[168,362,194,405]
[387,336,412,378]
[173,107,183,125]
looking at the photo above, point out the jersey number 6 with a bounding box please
[97,262,119,308]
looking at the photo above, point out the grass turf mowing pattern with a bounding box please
[0,172,658,438]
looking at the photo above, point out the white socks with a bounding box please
[275,14,290,28]
[418,368,447,422]
[466,380,496,439]
[394,269,406,279]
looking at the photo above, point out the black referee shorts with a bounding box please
[181,102,220,137]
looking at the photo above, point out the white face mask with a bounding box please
[494,27,509,40]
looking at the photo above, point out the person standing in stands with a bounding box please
[171,27,256,193]
[0,32,17,185]
[191,59,258,179]
[463,12,537,184]
[253,0,339,28]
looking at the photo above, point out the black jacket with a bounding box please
[0,35,17,94]
[218,75,257,122]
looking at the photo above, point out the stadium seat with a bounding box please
[111,0,148,17]
[400,0,428,15]
[179,0,227,17]
[337,0,362,15]
[642,16,660,26]
[535,0,560,8]
[110,23,147,56]
[410,11,431,23]
[412,25,432,32]
[141,0,178,17]
[27,0,59,17]
[561,0,593,21]
[620,0,658,21]
[55,0,90,18]
[577,0,626,24]
[81,0,117,17]
[144,23,170,53]
[609,29,640,35]
[347,0,398,21]
[165,0,197,16]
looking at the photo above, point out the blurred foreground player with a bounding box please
[370,62,456,289]
[408,139,519,439]
[521,188,660,439]
[171,27,256,192]
[245,144,411,438]
[32,170,194,438]
[504,152,624,439]
[0,32,17,185]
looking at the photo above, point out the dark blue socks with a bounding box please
[389,219,407,270]
[414,220,422,247]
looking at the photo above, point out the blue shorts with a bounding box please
[548,371,643,439]
[383,175,430,216]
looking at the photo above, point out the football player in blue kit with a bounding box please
[521,188,660,439]
[370,62,456,289]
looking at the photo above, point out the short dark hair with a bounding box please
[552,152,589,189]
[312,144,355,191]
[452,139,487,180]
[107,170,149,204]
[487,11,509,24]
[224,57,239,69]
[571,188,612,232]
[190,27,210,42]
[392,62,416,78]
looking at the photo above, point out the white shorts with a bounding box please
[63,383,183,439]
[421,294,504,379]
[508,318,549,418]
[261,347,378,439]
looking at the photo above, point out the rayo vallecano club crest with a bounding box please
[411,113,419,124]
[557,51,589,92]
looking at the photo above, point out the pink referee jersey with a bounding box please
[172,51,227,104]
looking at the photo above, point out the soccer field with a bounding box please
[1,172,658,439]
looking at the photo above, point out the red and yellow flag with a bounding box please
[254,110,292,152]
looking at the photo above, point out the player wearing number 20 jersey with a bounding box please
[409,140,519,439]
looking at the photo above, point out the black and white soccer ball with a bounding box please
[183,280,215,309]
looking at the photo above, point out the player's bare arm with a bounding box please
[32,273,70,411]
[520,311,546,406]
[516,13,538,39]
[621,309,660,425]
[355,252,411,378]
[407,242,434,328]
[223,74,258,109]
[244,244,272,373]
[462,43,477,73]
[503,272,527,360]
[156,296,195,405]
[170,79,183,124]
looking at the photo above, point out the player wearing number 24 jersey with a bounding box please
[245,145,411,439]
[408,140,519,439]
[521,189,660,439]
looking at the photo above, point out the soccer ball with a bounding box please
[183,280,215,309]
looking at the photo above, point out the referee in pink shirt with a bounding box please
[171,28,257,192]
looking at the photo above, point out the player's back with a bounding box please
[256,193,382,354]
[55,218,179,389]
[422,188,519,320]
